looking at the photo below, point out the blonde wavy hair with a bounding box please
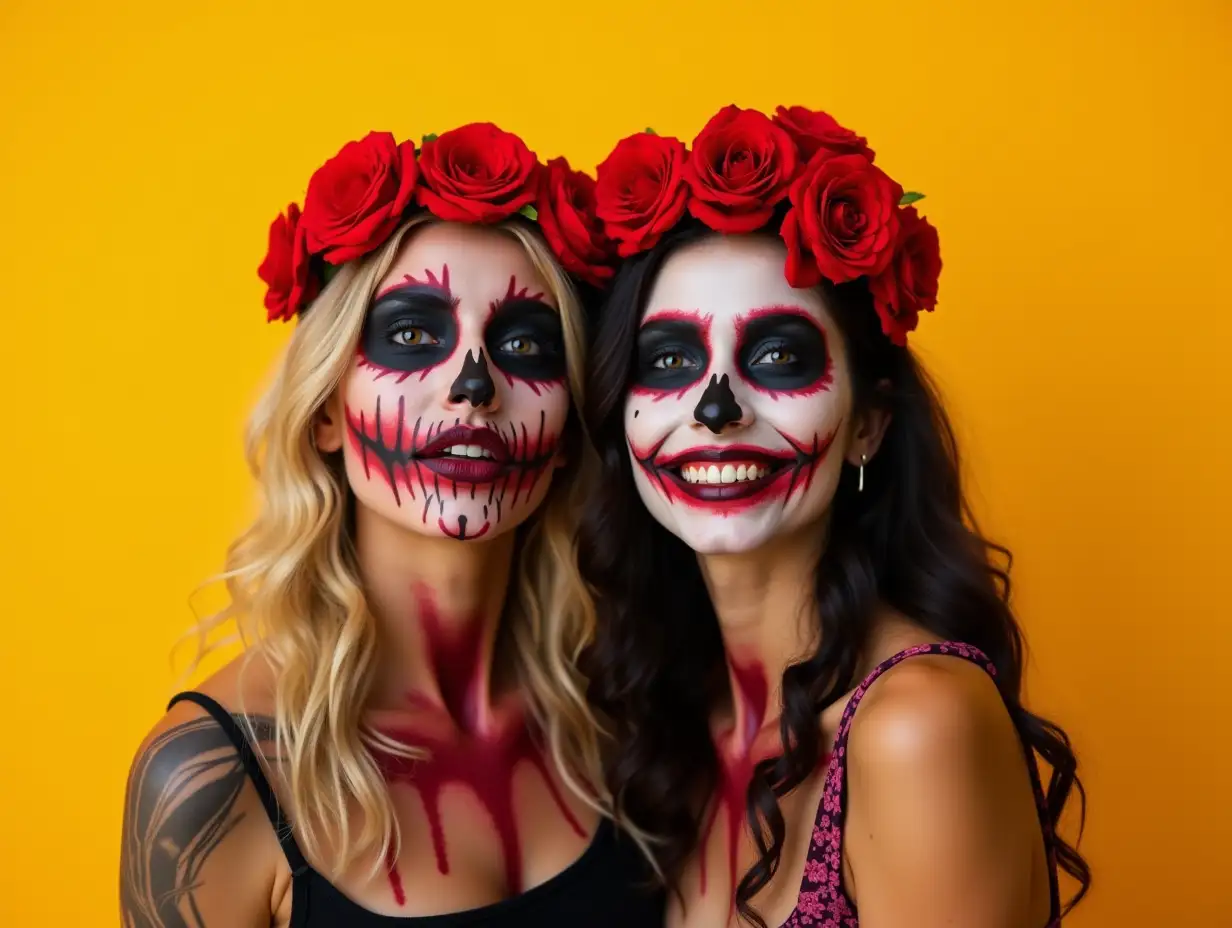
[192,214,613,876]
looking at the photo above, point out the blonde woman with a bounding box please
[119,125,663,927]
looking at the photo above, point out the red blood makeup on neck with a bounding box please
[697,658,830,901]
[377,584,586,901]
[699,657,768,897]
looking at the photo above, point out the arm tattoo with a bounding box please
[120,714,277,928]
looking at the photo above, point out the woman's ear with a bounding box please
[314,391,345,453]
[845,378,893,466]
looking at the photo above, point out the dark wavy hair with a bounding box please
[578,219,1089,925]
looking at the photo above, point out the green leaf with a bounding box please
[899,191,926,206]
[321,262,341,284]
[518,204,539,221]
[644,127,657,135]
[421,132,438,144]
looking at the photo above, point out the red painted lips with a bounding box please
[655,445,794,503]
[417,425,510,483]
[630,429,836,514]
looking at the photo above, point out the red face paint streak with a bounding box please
[494,368,567,397]
[376,264,457,302]
[346,406,558,532]
[367,265,461,384]
[487,275,546,320]
[346,397,423,506]
[358,352,415,385]
[378,585,586,899]
[732,304,833,399]
[358,348,456,387]
[347,409,558,486]
[386,849,407,905]
[486,277,565,396]
[437,516,491,541]
[628,429,836,515]
[630,310,714,402]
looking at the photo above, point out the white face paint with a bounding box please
[623,235,855,555]
[341,222,569,542]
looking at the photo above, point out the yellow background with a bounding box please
[1,0,1229,923]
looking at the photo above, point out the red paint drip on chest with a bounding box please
[699,658,769,898]
[375,584,585,903]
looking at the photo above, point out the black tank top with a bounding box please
[169,692,665,927]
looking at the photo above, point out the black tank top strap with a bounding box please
[168,691,311,877]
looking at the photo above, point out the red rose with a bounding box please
[258,203,319,323]
[595,132,690,257]
[773,105,875,162]
[416,122,540,223]
[536,158,616,287]
[869,206,942,346]
[781,152,903,287]
[300,131,419,264]
[683,105,798,234]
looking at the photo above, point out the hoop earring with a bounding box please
[858,453,867,493]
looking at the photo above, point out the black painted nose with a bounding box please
[693,373,743,434]
[449,349,496,407]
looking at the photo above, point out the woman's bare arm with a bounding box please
[119,702,282,928]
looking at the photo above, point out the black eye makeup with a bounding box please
[361,285,459,374]
[634,319,710,392]
[736,311,829,394]
[484,299,566,382]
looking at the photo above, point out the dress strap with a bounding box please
[830,641,999,754]
[168,691,311,877]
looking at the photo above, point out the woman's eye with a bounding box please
[390,327,437,347]
[652,352,693,370]
[751,346,797,366]
[499,336,540,356]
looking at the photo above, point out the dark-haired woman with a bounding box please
[579,106,1088,927]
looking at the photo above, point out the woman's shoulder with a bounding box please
[133,650,278,748]
[850,641,1010,759]
[124,650,281,821]
[120,651,287,923]
[832,645,1054,921]
[844,617,1010,763]
[839,640,1045,914]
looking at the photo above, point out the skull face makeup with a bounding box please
[333,222,569,542]
[624,234,854,554]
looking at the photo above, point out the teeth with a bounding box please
[678,463,772,485]
[445,444,494,460]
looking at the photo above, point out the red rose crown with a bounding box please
[257,123,618,322]
[593,105,941,345]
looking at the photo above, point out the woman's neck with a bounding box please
[698,525,824,754]
[356,507,517,732]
